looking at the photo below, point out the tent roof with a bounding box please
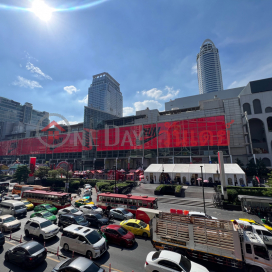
[144,164,245,175]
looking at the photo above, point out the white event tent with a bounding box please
[144,163,246,186]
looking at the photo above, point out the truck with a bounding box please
[150,212,272,272]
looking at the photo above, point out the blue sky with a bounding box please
[0,0,272,124]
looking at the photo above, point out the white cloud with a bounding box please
[141,86,179,101]
[134,100,162,111]
[26,62,52,80]
[123,107,134,117]
[191,64,197,74]
[78,95,88,104]
[12,76,42,89]
[228,81,238,89]
[64,85,80,94]
[57,120,81,125]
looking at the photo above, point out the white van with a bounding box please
[0,200,27,217]
[60,224,107,259]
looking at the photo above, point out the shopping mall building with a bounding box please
[0,77,272,170]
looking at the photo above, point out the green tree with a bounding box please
[246,158,267,178]
[48,169,59,179]
[34,166,50,180]
[57,168,66,176]
[14,165,31,183]
[267,171,272,187]
[235,158,244,170]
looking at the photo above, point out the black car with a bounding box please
[84,214,109,228]
[0,231,5,246]
[52,257,104,272]
[5,241,47,268]
[58,214,89,229]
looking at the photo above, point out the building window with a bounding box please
[253,99,262,114]
[265,107,272,113]
[243,103,251,115]
[249,119,268,154]
[228,178,233,185]
[267,117,272,132]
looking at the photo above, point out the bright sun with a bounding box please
[32,0,53,21]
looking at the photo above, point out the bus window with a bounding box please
[106,197,111,203]
[143,201,148,207]
[110,197,115,203]
[132,199,137,206]
[115,198,119,204]
[128,199,133,205]
[138,200,143,207]
[102,196,106,202]
[123,198,127,204]
[119,198,124,204]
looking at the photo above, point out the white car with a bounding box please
[58,206,83,216]
[145,250,209,272]
[189,211,217,220]
[84,184,92,189]
[24,217,59,240]
[79,204,103,215]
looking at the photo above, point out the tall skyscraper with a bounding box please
[88,72,123,117]
[197,39,223,94]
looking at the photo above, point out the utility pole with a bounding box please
[200,166,206,214]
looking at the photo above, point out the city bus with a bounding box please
[96,193,158,214]
[21,190,71,209]
[12,184,50,196]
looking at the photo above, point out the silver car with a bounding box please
[110,208,134,220]
[0,215,21,232]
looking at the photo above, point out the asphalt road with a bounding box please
[0,187,264,272]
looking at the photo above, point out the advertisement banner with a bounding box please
[29,157,36,177]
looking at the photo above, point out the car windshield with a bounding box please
[91,206,98,209]
[153,200,158,209]
[254,245,270,260]
[15,205,25,210]
[60,258,74,269]
[27,243,44,255]
[86,231,102,244]
[118,227,128,235]
[75,216,86,223]
[43,212,53,217]
[40,221,53,228]
[139,221,147,228]
[44,204,53,209]
[3,216,16,223]
[70,208,79,213]
[179,255,191,272]
[121,209,129,214]
[23,201,31,205]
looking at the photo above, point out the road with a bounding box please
[0,186,262,272]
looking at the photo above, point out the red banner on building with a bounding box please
[29,157,36,177]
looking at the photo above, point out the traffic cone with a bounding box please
[109,263,111,272]
[20,235,22,243]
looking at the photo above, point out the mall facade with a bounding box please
[0,77,272,170]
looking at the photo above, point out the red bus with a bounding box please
[21,190,71,210]
[97,193,158,214]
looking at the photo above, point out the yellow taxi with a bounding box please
[75,198,94,208]
[238,218,272,231]
[120,219,150,238]
[22,200,34,211]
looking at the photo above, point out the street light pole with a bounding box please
[200,166,206,214]
[114,165,116,193]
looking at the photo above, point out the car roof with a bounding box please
[63,224,95,235]
[107,224,121,230]
[69,257,94,271]
[20,240,41,250]
[115,207,125,211]
[61,214,76,218]
[126,219,140,224]
[30,217,48,223]
[252,225,269,231]
[0,215,13,219]
[62,206,75,210]
[159,250,181,263]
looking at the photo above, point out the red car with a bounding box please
[101,224,135,247]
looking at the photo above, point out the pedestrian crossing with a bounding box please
[158,197,214,208]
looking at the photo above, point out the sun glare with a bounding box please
[32,0,53,21]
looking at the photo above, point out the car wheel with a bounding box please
[63,243,69,251]
[39,235,44,241]
[4,253,9,262]
[120,241,126,248]
[25,230,30,237]
[249,266,264,272]
[152,270,159,272]
[86,250,93,259]
[142,232,148,238]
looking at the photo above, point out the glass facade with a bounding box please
[88,73,123,117]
